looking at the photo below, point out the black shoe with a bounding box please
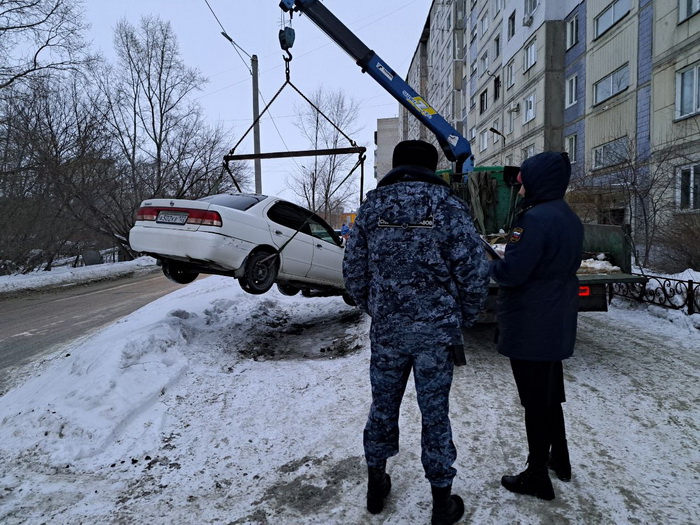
[501,467,555,501]
[431,485,465,525]
[549,447,572,482]
[367,467,391,514]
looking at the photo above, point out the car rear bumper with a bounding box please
[129,226,254,271]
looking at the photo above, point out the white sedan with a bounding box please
[129,193,351,301]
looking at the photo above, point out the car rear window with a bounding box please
[198,194,266,211]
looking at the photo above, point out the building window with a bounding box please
[470,95,476,109]
[565,134,578,162]
[678,164,700,210]
[494,35,501,58]
[594,0,630,38]
[593,137,628,169]
[481,15,489,36]
[495,0,504,14]
[493,120,500,143]
[480,52,489,76]
[479,129,489,152]
[566,15,579,49]
[506,108,514,134]
[525,0,539,16]
[506,60,515,88]
[594,64,629,105]
[524,39,537,71]
[679,0,700,22]
[471,60,478,76]
[494,76,501,100]
[565,74,578,107]
[469,126,477,140]
[523,144,536,160]
[480,89,489,114]
[677,62,700,118]
[507,11,516,40]
[523,93,536,122]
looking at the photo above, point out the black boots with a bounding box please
[430,485,464,525]
[549,440,572,482]
[366,466,391,514]
[501,465,555,501]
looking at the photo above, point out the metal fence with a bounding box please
[612,275,699,316]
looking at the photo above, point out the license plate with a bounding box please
[156,211,188,225]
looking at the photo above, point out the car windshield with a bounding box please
[198,194,267,211]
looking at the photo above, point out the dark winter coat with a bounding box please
[489,152,584,361]
[343,165,489,346]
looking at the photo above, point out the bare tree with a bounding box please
[568,133,693,267]
[288,87,363,221]
[0,0,90,90]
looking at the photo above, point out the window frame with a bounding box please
[523,93,536,123]
[565,134,578,163]
[565,74,578,108]
[676,62,700,119]
[506,60,515,88]
[507,11,516,40]
[480,89,489,114]
[593,137,628,169]
[566,15,579,49]
[523,38,537,72]
[678,164,700,210]
[479,129,489,152]
[493,120,500,143]
[594,0,630,39]
[525,0,539,16]
[593,64,630,105]
[679,0,700,22]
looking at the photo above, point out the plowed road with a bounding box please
[0,271,186,389]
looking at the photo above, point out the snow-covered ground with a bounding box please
[0,260,698,524]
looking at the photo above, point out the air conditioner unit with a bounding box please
[523,15,533,26]
[508,102,520,113]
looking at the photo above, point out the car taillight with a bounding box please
[134,207,222,227]
[579,286,591,297]
[136,207,158,221]
[186,209,223,227]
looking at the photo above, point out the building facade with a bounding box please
[384,0,700,264]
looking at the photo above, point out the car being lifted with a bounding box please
[129,193,352,302]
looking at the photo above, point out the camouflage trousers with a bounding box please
[364,334,456,487]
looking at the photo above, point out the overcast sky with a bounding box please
[83,0,431,201]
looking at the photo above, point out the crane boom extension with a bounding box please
[279,0,474,173]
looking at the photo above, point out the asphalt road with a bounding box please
[0,270,186,392]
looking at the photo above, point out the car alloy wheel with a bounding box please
[239,250,279,294]
[277,283,300,296]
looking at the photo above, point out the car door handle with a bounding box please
[274,230,283,236]
[315,244,323,249]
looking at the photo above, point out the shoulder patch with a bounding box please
[509,227,524,243]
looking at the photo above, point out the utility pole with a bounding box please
[220,31,262,193]
[251,55,262,193]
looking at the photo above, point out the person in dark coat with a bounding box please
[343,140,489,524]
[489,151,583,500]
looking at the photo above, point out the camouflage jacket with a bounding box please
[343,165,489,345]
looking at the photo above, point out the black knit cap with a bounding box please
[392,140,439,171]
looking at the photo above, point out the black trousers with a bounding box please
[509,359,567,468]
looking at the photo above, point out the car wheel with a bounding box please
[277,283,300,296]
[162,261,199,284]
[239,250,279,294]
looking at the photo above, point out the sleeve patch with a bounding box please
[509,227,524,243]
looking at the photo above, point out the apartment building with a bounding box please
[374,117,400,180]
[390,0,699,262]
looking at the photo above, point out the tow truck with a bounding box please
[278,0,646,317]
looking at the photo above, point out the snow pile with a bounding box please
[577,257,621,274]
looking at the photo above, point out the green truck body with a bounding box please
[440,167,647,319]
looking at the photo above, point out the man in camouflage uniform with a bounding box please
[343,140,489,524]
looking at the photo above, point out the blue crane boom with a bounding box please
[279,0,474,174]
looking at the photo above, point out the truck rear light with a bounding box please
[579,286,591,297]
[136,207,158,221]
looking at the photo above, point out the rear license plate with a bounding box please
[156,211,188,225]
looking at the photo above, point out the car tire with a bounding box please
[239,250,279,295]
[162,261,199,284]
[277,283,300,296]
